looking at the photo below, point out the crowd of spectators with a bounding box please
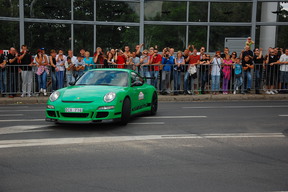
[0,37,288,98]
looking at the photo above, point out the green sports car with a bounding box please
[46,69,158,125]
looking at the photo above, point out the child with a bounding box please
[74,54,85,80]
[233,58,243,94]
[65,57,75,86]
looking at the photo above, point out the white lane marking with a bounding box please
[0,106,29,108]
[129,122,165,125]
[0,109,44,112]
[143,116,207,119]
[183,105,288,109]
[0,133,284,149]
[0,119,44,122]
[279,115,288,117]
[0,114,23,117]
[0,125,51,135]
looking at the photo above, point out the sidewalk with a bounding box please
[0,94,288,105]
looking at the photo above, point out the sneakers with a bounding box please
[40,88,43,93]
[233,90,236,95]
[265,90,275,95]
[43,89,47,96]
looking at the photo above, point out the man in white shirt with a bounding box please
[273,48,288,91]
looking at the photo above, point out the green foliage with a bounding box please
[210,2,252,22]
[25,23,70,54]
[24,0,71,19]
[0,0,18,17]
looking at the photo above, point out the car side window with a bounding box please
[131,72,144,84]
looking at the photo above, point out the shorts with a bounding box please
[280,71,288,83]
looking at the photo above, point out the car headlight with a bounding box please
[104,92,116,103]
[49,91,60,102]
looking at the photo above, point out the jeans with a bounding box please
[75,71,84,81]
[254,70,262,91]
[234,77,243,91]
[66,73,75,87]
[211,75,220,91]
[8,72,17,95]
[161,70,171,93]
[0,69,7,93]
[38,70,47,91]
[151,70,159,89]
[184,71,195,92]
[173,70,181,93]
[141,67,151,85]
[243,71,252,90]
[21,70,33,95]
[51,71,57,92]
[200,71,208,92]
[56,71,65,89]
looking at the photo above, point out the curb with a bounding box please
[0,94,287,105]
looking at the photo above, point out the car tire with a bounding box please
[150,92,158,116]
[119,97,131,125]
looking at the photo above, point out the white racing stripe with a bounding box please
[143,116,207,119]
[183,105,288,109]
[0,133,284,149]
[279,115,288,117]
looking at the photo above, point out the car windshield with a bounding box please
[75,70,129,87]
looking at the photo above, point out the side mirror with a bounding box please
[131,81,143,87]
[69,81,75,86]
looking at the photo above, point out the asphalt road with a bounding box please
[0,101,288,192]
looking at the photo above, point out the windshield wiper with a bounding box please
[96,84,113,86]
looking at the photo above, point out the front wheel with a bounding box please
[119,97,131,125]
[150,92,158,116]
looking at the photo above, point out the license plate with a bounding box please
[65,108,83,113]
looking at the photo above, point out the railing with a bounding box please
[0,63,287,96]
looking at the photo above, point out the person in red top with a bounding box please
[184,49,200,95]
[115,50,126,69]
[149,49,162,88]
[93,47,104,68]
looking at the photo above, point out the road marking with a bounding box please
[0,133,284,149]
[0,125,51,135]
[279,115,288,117]
[183,105,288,109]
[0,114,23,117]
[0,119,44,122]
[0,109,44,112]
[129,122,165,125]
[143,116,207,119]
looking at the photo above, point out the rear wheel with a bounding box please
[119,97,131,125]
[150,92,158,116]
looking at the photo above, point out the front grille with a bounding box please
[61,113,89,118]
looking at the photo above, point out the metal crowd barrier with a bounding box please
[0,63,287,96]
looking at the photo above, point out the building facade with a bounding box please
[0,0,287,54]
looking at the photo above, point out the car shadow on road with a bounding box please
[44,117,140,133]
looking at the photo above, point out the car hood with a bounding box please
[61,86,125,102]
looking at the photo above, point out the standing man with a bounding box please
[184,49,200,95]
[149,49,162,89]
[0,52,7,97]
[19,45,33,97]
[7,47,19,98]
[272,48,288,92]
